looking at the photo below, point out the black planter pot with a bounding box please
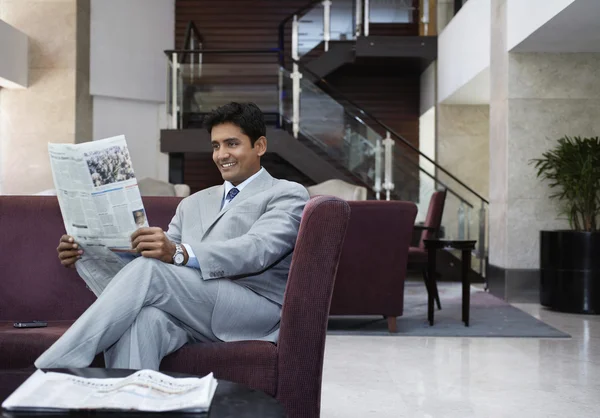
[540,230,600,314]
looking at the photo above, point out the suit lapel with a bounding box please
[201,170,274,240]
[199,185,224,234]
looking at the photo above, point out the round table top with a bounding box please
[0,368,285,418]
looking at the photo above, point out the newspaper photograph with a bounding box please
[48,135,148,250]
[1,370,218,413]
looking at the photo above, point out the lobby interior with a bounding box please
[1,0,600,416]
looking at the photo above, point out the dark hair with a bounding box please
[203,102,266,146]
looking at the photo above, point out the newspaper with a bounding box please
[48,135,148,250]
[1,370,218,412]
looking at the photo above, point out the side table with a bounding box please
[424,239,477,327]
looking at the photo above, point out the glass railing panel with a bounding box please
[280,67,381,188]
[166,51,280,129]
[330,0,356,41]
[369,0,416,24]
[297,5,324,56]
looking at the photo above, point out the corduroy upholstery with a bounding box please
[408,190,447,309]
[329,201,418,322]
[0,195,350,418]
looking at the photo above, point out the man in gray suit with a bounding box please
[35,102,309,370]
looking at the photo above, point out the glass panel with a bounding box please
[330,0,356,41]
[369,0,415,24]
[280,67,382,189]
[297,5,324,56]
[169,51,280,129]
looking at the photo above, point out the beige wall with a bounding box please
[0,0,91,194]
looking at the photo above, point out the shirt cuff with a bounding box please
[182,243,200,269]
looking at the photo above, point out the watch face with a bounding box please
[174,253,185,264]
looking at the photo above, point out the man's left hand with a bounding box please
[131,227,176,263]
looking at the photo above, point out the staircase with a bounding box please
[161,0,490,282]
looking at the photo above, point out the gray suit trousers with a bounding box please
[34,245,281,370]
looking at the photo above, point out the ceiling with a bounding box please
[513,0,600,53]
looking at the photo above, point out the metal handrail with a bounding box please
[288,57,489,204]
[165,49,279,56]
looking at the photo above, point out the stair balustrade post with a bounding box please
[459,204,465,239]
[421,0,430,35]
[171,52,179,129]
[291,15,302,138]
[383,131,394,200]
[374,138,382,200]
[323,0,332,52]
[355,0,363,37]
[478,202,487,275]
[364,0,370,37]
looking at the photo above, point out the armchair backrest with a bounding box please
[330,200,418,315]
[0,196,181,320]
[277,196,350,418]
[419,189,447,249]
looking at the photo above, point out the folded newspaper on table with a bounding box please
[48,135,148,250]
[2,370,218,412]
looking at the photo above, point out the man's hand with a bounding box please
[131,227,184,263]
[57,235,83,268]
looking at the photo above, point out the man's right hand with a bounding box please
[57,235,83,268]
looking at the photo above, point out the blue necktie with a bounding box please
[226,187,239,203]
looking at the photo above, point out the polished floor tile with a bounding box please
[321,300,600,417]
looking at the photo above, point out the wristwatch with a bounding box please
[173,244,185,266]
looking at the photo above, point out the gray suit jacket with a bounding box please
[164,169,309,340]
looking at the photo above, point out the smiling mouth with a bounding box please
[220,162,237,169]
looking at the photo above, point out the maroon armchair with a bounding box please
[329,200,418,332]
[408,189,447,309]
[0,195,351,418]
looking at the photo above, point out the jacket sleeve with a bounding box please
[192,184,309,279]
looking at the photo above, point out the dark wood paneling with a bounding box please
[324,60,420,148]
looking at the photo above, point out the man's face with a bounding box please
[211,122,266,186]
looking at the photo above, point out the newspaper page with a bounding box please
[2,370,218,413]
[48,135,148,250]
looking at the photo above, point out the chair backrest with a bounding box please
[0,196,182,320]
[330,200,418,315]
[277,196,350,418]
[419,189,447,249]
[306,179,368,201]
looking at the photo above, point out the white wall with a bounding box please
[507,0,576,51]
[90,0,174,182]
[420,62,436,116]
[437,0,490,104]
[93,97,168,181]
[0,19,28,89]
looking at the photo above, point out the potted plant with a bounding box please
[530,136,600,313]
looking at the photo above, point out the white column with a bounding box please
[171,52,179,129]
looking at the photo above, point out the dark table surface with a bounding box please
[424,239,477,250]
[0,368,285,418]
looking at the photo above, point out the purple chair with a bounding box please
[408,189,447,309]
[0,195,351,418]
[329,201,418,332]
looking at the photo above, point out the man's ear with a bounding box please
[255,136,267,157]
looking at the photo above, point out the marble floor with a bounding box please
[320,299,600,417]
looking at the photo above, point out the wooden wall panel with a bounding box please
[325,59,420,148]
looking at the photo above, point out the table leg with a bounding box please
[427,248,437,326]
[462,249,471,326]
